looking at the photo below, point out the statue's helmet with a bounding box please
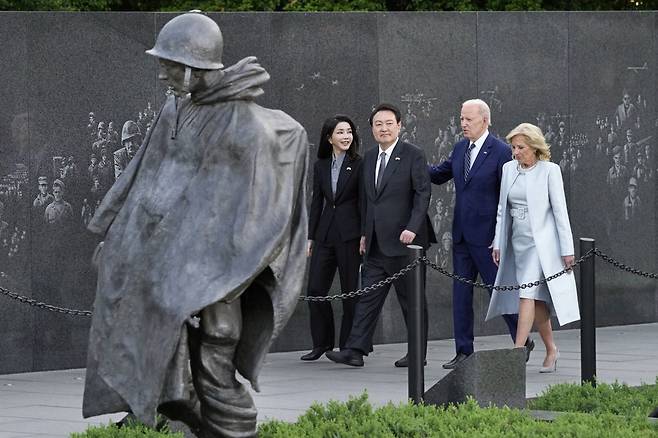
[121,120,141,142]
[146,12,223,70]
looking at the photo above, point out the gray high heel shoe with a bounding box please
[539,350,559,373]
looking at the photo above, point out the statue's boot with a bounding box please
[193,299,257,438]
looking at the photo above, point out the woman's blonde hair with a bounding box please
[506,122,551,161]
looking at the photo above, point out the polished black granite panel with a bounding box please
[0,12,655,371]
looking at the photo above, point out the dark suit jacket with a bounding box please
[308,154,362,243]
[361,140,435,257]
[428,133,512,246]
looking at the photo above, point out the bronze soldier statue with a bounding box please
[82,12,308,438]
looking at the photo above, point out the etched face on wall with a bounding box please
[53,185,63,202]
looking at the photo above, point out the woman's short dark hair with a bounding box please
[317,114,360,159]
[368,103,401,126]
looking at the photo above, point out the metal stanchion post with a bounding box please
[579,237,596,386]
[406,244,425,404]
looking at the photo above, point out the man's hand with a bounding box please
[359,236,366,255]
[492,248,500,267]
[307,240,313,257]
[399,230,416,245]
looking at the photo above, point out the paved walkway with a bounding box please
[0,322,656,437]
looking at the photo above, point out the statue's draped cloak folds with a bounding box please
[82,57,308,423]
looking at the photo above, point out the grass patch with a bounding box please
[73,380,658,437]
[529,378,658,417]
[258,392,658,437]
[71,422,182,437]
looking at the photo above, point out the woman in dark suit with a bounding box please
[301,115,362,361]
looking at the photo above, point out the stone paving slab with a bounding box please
[0,322,656,437]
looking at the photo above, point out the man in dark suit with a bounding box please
[429,99,533,369]
[326,103,435,368]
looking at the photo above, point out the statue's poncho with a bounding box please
[82,57,308,423]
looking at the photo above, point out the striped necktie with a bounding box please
[376,152,386,193]
[464,143,476,181]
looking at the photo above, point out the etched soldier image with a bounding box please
[435,231,452,269]
[607,146,627,188]
[87,112,98,140]
[432,198,447,237]
[32,176,54,221]
[623,128,637,164]
[82,12,308,438]
[91,121,107,155]
[113,121,142,179]
[44,179,73,227]
[0,201,8,242]
[623,176,641,221]
[616,90,637,134]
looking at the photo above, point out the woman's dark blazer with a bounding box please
[308,154,362,243]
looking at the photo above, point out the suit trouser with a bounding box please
[345,235,428,356]
[307,238,360,349]
[452,240,518,355]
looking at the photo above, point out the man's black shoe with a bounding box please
[394,355,427,368]
[300,346,332,361]
[524,338,535,363]
[442,352,470,369]
[326,349,364,367]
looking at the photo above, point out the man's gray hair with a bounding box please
[462,99,491,125]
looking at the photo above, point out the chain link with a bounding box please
[594,249,658,279]
[0,285,92,316]
[423,249,597,291]
[1,245,656,312]
[298,248,598,301]
[299,258,421,301]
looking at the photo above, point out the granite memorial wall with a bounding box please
[0,11,655,373]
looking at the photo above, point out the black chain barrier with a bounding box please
[1,246,656,312]
[0,271,92,317]
[300,258,422,302]
[424,249,596,291]
[594,249,658,279]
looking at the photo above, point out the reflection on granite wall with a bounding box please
[0,11,656,373]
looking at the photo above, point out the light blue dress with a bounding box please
[507,166,552,303]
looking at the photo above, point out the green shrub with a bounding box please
[71,422,183,437]
[529,378,658,417]
[258,392,658,437]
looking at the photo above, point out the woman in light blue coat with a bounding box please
[486,123,579,373]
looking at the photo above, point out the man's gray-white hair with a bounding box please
[462,98,491,125]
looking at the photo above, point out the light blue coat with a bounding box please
[486,160,580,326]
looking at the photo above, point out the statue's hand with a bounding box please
[92,241,104,268]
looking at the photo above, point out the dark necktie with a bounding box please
[464,143,475,181]
[376,151,387,193]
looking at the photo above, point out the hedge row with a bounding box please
[257,393,657,437]
[72,380,658,437]
[529,378,658,417]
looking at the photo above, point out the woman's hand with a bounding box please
[563,255,575,270]
[492,248,500,267]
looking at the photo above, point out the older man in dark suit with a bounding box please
[326,103,435,368]
[429,99,533,370]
